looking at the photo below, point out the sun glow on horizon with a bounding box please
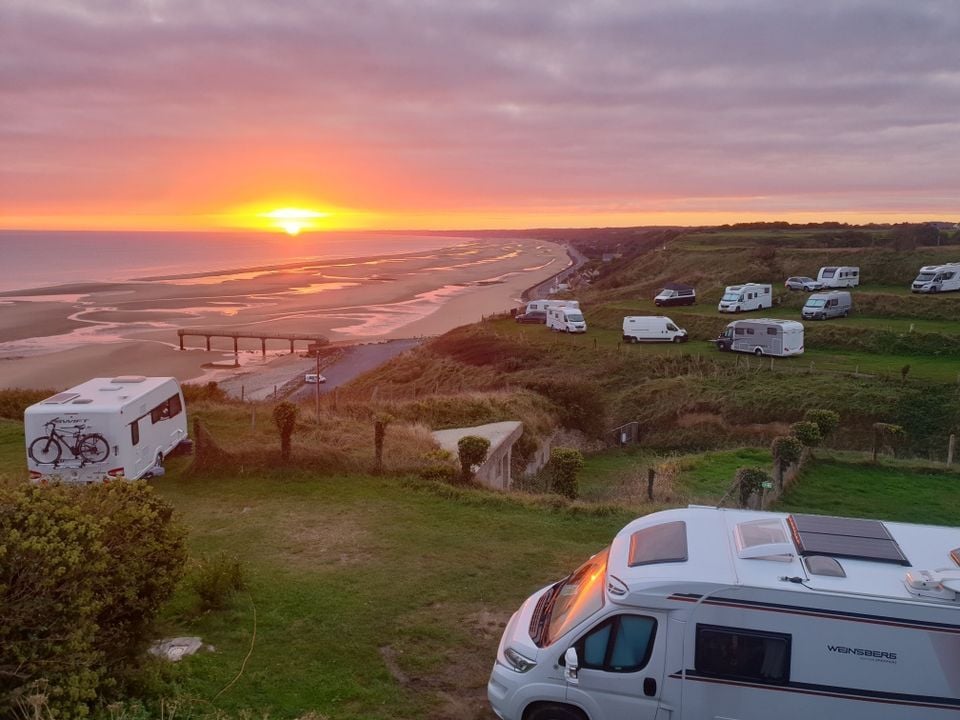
[262,207,329,235]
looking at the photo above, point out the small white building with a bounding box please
[432,421,523,490]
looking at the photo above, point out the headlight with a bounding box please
[504,647,537,673]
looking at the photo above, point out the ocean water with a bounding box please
[0,230,469,292]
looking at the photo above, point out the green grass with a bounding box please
[777,459,960,526]
[578,447,655,501]
[677,447,773,499]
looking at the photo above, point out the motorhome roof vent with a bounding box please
[788,514,910,567]
[111,376,146,383]
[628,521,688,567]
[735,519,794,561]
[71,398,93,404]
[804,555,846,577]
[951,548,960,567]
[904,569,960,602]
[42,392,80,404]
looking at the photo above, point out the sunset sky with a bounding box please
[2,0,959,231]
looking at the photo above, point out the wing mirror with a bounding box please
[563,647,579,684]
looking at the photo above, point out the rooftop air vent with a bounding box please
[804,555,846,578]
[71,398,93,404]
[628,521,688,567]
[111,375,146,383]
[905,569,960,602]
[735,518,794,561]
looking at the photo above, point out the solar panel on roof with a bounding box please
[788,514,910,567]
[43,392,80,404]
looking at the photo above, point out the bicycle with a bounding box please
[28,418,110,466]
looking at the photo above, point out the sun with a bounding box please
[262,207,329,235]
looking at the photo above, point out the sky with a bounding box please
[1,0,959,231]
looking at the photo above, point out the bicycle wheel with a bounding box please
[79,434,110,463]
[29,436,62,464]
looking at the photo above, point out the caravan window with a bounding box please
[130,420,140,446]
[151,394,183,424]
[766,327,777,336]
[695,625,791,684]
[745,328,755,335]
[577,615,657,673]
[821,268,837,278]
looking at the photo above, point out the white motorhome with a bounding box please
[24,376,188,483]
[622,316,688,343]
[912,263,960,293]
[547,306,587,333]
[715,318,804,357]
[717,283,772,313]
[525,299,580,315]
[489,506,960,720]
[818,266,860,288]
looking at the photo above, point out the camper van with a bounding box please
[488,506,960,720]
[717,283,773,313]
[622,316,688,343]
[912,263,960,293]
[525,299,580,315]
[817,266,860,288]
[547,306,587,333]
[715,318,804,356]
[802,291,852,320]
[24,376,188,483]
[654,283,696,307]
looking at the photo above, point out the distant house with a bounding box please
[601,252,623,262]
[431,421,523,490]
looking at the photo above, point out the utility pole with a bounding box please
[315,350,321,421]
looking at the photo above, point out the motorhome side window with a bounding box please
[694,625,791,684]
[577,615,657,673]
[130,420,139,446]
[766,327,777,335]
[151,394,183,424]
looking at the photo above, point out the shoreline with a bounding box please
[0,237,569,391]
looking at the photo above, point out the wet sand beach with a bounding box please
[0,238,569,390]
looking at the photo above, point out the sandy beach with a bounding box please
[0,238,569,390]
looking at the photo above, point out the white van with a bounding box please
[547,306,587,333]
[715,318,804,356]
[818,266,860,288]
[717,283,772,313]
[912,263,960,293]
[802,291,852,320]
[525,299,580,315]
[654,283,696,307]
[489,506,960,720]
[24,376,188,483]
[622,316,688,343]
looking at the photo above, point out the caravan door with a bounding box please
[565,611,667,720]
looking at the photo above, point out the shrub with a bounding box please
[273,401,299,463]
[550,447,585,500]
[873,422,907,461]
[180,381,228,405]
[521,378,606,436]
[735,466,771,508]
[790,420,822,449]
[0,388,55,421]
[0,482,186,719]
[418,449,458,484]
[458,435,491,483]
[803,409,839,440]
[190,553,247,612]
[771,435,804,475]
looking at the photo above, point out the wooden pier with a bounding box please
[177,328,329,357]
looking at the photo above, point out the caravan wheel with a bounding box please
[754,348,763,357]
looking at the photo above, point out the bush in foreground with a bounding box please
[191,552,247,612]
[550,447,585,500]
[0,482,186,718]
[458,435,490,483]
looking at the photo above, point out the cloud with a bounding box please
[1,0,959,221]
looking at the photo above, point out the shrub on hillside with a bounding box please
[273,401,299,463]
[0,388,55,420]
[458,435,490,483]
[550,447,585,500]
[735,466,771,508]
[521,377,605,435]
[181,381,228,404]
[418,449,458,484]
[803,409,840,443]
[191,553,247,612]
[790,421,822,449]
[0,482,186,719]
[771,435,804,477]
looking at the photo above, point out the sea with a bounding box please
[0,230,470,292]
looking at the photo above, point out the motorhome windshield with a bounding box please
[566,313,584,322]
[805,298,826,308]
[721,293,741,302]
[540,547,608,647]
[916,272,936,282]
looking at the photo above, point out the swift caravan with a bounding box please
[818,266,860,288]
[715,318,804,356]
[622,316,688,343]
[717,283,773,313]
[547,306,587,333]
[912,263,960,293]
[489,506,960,720]
[24,376,188,483]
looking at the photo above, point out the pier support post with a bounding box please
[205,336,211,352]
[178,332,184,351]
[261,338,267,358]
[289,339,295,354]
[233,337,239,367]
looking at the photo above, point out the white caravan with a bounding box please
[912,263,960,293]
[489,506,960,720]
[715,318,804,356]
[717,283,772,313]
[622,316,688,343]
[547,306,587,333]
[525,299,580,315]
[818,266,860,288]
[24,376,188,483]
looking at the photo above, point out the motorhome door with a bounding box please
[565,611,667,720]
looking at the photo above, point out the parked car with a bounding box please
[784,276,822,292]
[515,310,547,324]
[304,373,327,384]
